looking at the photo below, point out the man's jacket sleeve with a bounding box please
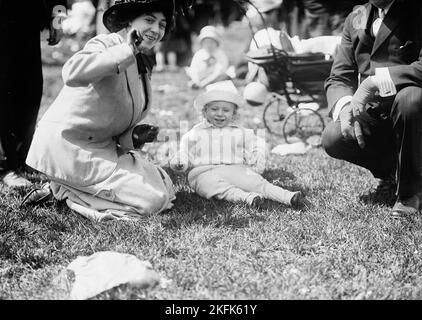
[325,14,359,114]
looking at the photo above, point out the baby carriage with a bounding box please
[235,0,334,143]
[245,44,333,143]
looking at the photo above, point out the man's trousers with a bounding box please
[322,86,422,198]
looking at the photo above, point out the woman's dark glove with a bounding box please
[132,124,159,149]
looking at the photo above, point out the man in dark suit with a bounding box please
[0,0,67,187]
[322,0,422,218]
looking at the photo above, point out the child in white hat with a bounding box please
[185,25,230,89]
[170,81,311,209]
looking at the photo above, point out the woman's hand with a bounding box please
[128,29,144,55]
[48,20,64,46]
[132,124,159,149]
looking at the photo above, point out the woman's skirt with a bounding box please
[50,151,175,221]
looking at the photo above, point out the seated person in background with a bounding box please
[185,26,230,89]
[170,81,311,209]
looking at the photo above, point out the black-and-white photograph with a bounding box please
[1,0,422,303]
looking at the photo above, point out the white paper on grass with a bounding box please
[67,251,160,299]
[271,141,311,156]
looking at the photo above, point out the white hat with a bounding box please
[198,25,221,45]
[195,81,245,110]
[243,81,268,106]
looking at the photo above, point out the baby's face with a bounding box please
[201,38,219,53]
[203,101,237,128]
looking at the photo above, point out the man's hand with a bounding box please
[339,103,371,149]
[338,76,378,149]
[350,76,378,118]
[132,124,159,149]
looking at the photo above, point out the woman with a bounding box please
[25,0,179,221]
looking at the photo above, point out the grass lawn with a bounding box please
[1,25,422,300]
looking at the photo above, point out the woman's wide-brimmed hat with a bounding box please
[103,0,175,34]
[195,81,245,111]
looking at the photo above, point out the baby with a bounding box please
[185,25,230,89]
[170,82,311,209]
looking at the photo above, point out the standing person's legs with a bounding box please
[95,0,111,35]
[0,54,7,172]
[0,139,6,170]
[155,44,166,72]
[0,21,41,186]
[167,51,178,71]
[15,43,43,170]
[0,24,42,171]
[0,21,14,172]
[302,0,331,37]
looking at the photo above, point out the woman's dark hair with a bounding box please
[110,6,175,39]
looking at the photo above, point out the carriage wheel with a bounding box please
[262,96,289,138]
[282,108,325,144]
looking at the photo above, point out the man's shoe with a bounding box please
[391,195,420,219]
[290,191,313,210]
[375,176,397,194]
[1,170,32,188]
[20,183,53,207]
